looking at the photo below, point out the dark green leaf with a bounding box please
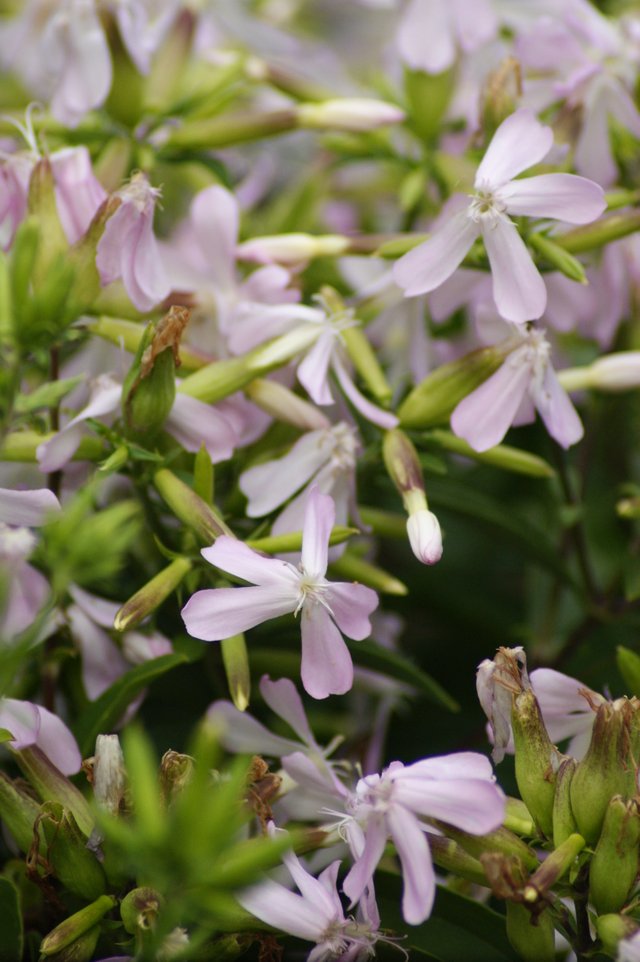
[0,877,23,962]
[74,654,189,756]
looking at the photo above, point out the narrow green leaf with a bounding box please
[0,877,22,962]
[617,646,640,697]
[74,654,189,756]
[349,639,459,712]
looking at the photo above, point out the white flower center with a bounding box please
[0,524,36,563]
[468,181,507,228]
[327,423,358,471]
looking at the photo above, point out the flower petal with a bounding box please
[201,537,299,588]
[482,217,547,322]
[300,604,353,699]
[260,675,317,747]
[32,705,82,775]
[393,208,478,298]
[533,364,584,449]
[450,349,533,451]
[343,815,387,907]
[500,173,605,224]
[0,487,60,527]
[239,429,328,517]
[301,486,334,580]
[207,699,301,757]
[475,109,553,188]
[332,355,399,429]
[387,804,436,925]
[393,777,505,834]
[297,331,336,406]
[238,880,328,941]
[326,582,378,640]
[396,0,456,74]
[181,586,296,641]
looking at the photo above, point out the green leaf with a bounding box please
[14,375,84,414]
[349,639,459,713]
[74,654,189,756]
[376,875,518,962]
[617,645,640,697]
[426,477,579,589]
[0,877,23,962]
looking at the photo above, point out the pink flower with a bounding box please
[0,524,50,640]
[50,146,107,244]
[450,325,583,451]
[96,173,170,312]
[182,487,379,699]
[239,830,383,962]
[0,487,60,527]
[341,753,505,924]
[393,109,606,323]
[0,698,81,775]
[397,0,498,74]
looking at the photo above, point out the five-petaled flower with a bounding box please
[181,487,378,699]
[393,108,606,323]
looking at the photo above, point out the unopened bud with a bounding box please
[522,833,585,905]
[506,902,555,962]
[589,796,640,914]
[40,895,116,956]
[154,469,233,543]
[480,57,522,139]
[159,750,194,804]
[93,734,127,817]
[552,757,578,848]
[120,886,163,935]
[441,824,539,872]
[237,232,349,266]
[589,352,640,391]
[398,344,509,429]
[512,688,564,838]
[0,771,42,853]
[245,378,330,430]
[221,633,251,712]
[27,158,67,282]
[529,232,587,284]
[570,697,640,845]
[406,508,443,565]
[37,802,106,900]
[115,556,192,631]
[297,98,405,132]
[14,746,93,837]
[595,914,640,956]
[42,925,100,962]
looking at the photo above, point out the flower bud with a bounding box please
[0,771,42,853]
[426,833,488,887]
[589,352,640,391]
[506,902,555,962]
[40,895,116,956]
[14,746,93,837]
[589,796,640,914]
[120,886,163,935]
[528,232,587,284]
[441,824,539,872]
[595,914,640,956]
[479,57,522,140]
[245,379,330,430]
[221,633,251,712]
[522,833,585,905]
[512,688,564,838]
[92,734,127,818]
[552,757,578,848]
[159,750,194,804]
[398,343,510,429]
[570,697,640,845]
[153,468,233,543]
[27,158,68,283]
[406,509,443,565]
[42,925,100,962]
[404,67,455,145]
[237,233,349,266]
[115,557,192,631]
[296,98,405,131]
[123,307,190,439]
[37,802,107,900]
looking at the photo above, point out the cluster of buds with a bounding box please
[476,647,640,959]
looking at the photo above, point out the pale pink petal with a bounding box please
[574,93,616,185]
[301,486,334,580]
[300,604,353,699]
[182,585,297,641]
[500,174,605,224]
[0,488,60,527]
[401,751,495,782]
[530,668,600,717]
[281,750,347,799]
[387,805,436,925]
[450,352,532,451]
[166,393,238,463]
[282,850,340,916]
[481,216,547,322]
[241,264,298,304]
[68,605,129,699]
[451,0,498,51]
[37,425,86,474]
[332,356,399,429]
[260,675,317,746]
[343,815,387,906]
[120,213,169,312]
[239,430,328,517]
[238,880,327,941]
[393,208,479,298]
[32,705,82,775]
[0,564,49,638]
[396,0,456,74]
[297,331,336,406]
[533,365,584,448]
[393,777,505,833]
[326,582,378,640]
[122,630,172,664]
[207,699,301,757]
[201,537,299,588]
[190,185,238,297]
[50,146,107,244]
[475,109,554,188]
[0,698,40,749]
[68,584,119,628]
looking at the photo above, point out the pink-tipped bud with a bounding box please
[297,98,405,132]
[407,509,443,565]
